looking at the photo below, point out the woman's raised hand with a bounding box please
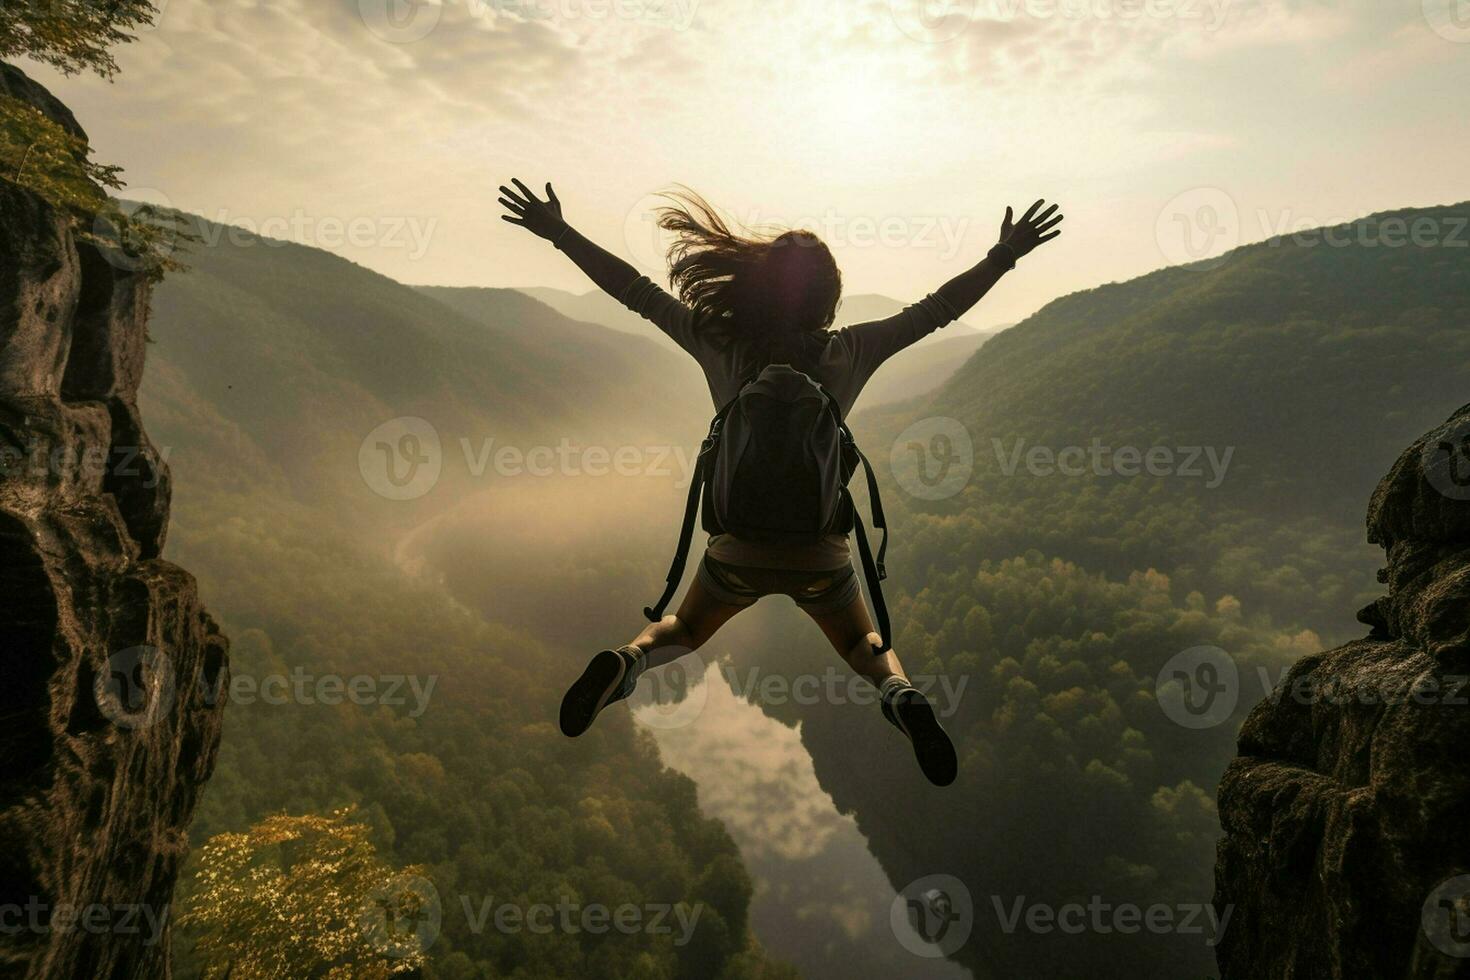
[998,199,1064,261]
[499,179,566,241]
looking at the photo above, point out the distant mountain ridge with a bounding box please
[519,286,993,345]
[517,286,1006,406]
[130,213,791,977]
[140,215,709,531]
[134,191,1470,980]
[766,199,1470,980]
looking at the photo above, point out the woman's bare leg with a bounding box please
[803,593,908,689]
[560,575,747,737]
[630,574,749,670]
[804,592,957,787]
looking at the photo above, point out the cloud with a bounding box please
[17,0,1466,318]
[640,664,853,863]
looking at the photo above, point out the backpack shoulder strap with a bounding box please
[644,414,724,622]
[850,440,888,579]
[845,443,891,654]
[849,490,891,655]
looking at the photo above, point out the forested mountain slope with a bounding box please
[135,214,785,979]
[145,218,706,524]
[750,202,1470,979]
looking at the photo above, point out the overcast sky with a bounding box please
[19,0,1470,327]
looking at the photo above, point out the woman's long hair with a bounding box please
[655,188,842,357]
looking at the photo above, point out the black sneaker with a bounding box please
[560,648,642,738]
[881,687,958,787]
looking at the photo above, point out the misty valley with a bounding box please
[129,206,1468,978]
[4,4,1470,977]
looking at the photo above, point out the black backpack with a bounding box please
[643,363,892,652]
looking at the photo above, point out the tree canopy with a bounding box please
[0,0,158,77]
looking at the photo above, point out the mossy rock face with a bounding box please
[0,61,84,136]
[2,60,188,284]
[1216,403,1470,980]
[1,60,103,212]
[0,64,229,980]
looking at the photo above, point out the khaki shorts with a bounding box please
[696,554,860,614]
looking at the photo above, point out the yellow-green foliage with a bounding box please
[180,808,429,980]
[0,92,116,204]
[2,0,187,280]
[0,92,191,280]
[0,0,158,78]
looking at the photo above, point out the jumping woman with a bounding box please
[498,180,1063,787]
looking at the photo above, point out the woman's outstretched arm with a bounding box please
[844,199,1065,375]
[934,199,1064,319]
[499,178,705,354]
[498,178,641,300]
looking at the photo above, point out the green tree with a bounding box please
[0,0,159,77]
[1,1,189,279]
[180,808,431,979]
